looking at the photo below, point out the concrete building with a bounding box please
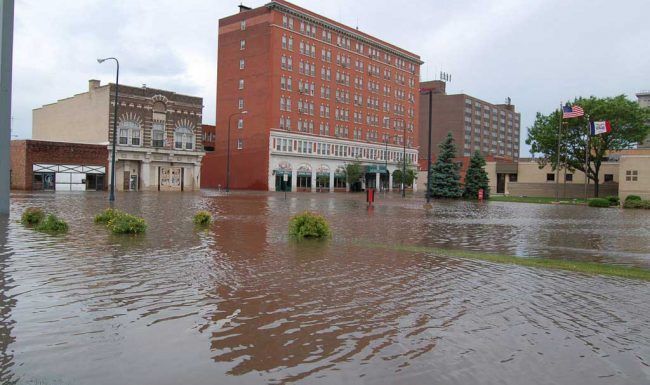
[201,0,422,192]
[10,140,107,191]
[32,80,205,191]
[638,91,650,148]
[618,149,650,201]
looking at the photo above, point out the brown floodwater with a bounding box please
[1,191,649,385]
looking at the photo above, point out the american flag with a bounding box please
[562,105,584,119]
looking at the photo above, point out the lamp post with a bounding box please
[383,117,390,192]
[226,110,248,192]
[420,88,433,203]
[402,120,406,198]
[97,57,119,202]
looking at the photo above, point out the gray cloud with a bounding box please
[10,0,650,156]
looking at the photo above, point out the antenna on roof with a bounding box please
[356,17,359,30]
[505,96,511,105]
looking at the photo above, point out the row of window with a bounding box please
[117,125,195,150]
[272,136,416,163]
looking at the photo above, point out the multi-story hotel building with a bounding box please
[419,80,521,162]
[202,1,422,191]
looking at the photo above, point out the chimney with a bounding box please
[238,4,252,12]
[89,79,100,91]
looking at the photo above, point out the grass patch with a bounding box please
[21,207,45,226]
[490,196,587,205]
[193,210,212,226]
[361,242,650,281]
[34,214,69,234]
[588,198,611,208]
[289,211,331,239]
[94,208,122,224]
[106,212,147,234]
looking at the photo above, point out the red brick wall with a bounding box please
[10,140,109,190]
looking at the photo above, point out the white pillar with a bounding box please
[375,172,380,190]
[388,171,393,192]
[0,0,13,215]
[413,177,418,192]
[311,169,317,192]
[329,170,334,192]
[291,168,297,192]
[141,160,151,191]
[194,163,201,190]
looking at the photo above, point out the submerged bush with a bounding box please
[625,195,642,203]
[623,199,650,209]
[588,198,611,208]
[35,214,69,233]
[21,207,45,226]
[605,196,620,207]
[289,212,331,239]
[107,212,147,234]
[94,208,122,224]
[193,211,212,226]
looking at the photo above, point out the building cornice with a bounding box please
[266,1,423,66]
[270,129,418,153]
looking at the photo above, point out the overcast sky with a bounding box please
[11,0,650,155]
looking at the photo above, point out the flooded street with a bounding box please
[1,191,649,384]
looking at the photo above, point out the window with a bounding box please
[238,98,244,109]
[131,129,141,146]
[546,173,555,182]
[119,128,128,145]
[238,79,244,90]
[509,174,518,182]
[237,139,244,150]
[240,20,246,30]
[604,174,614,182]
[174,125,194,150]
[625,170,638,182]
[117,118,141,146]
[239,59,245,69]
[565,173,573,182]
[237,118,243,129]
[152,122,165,147]
[240,40,246,50]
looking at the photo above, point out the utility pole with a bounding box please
[0,0,14,215]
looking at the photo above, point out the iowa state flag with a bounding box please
[590,121,612,135]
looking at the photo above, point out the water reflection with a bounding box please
[2,191,650,384]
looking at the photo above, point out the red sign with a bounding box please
[478,189,484,200]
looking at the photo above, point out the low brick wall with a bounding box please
[507,182,618,198]
[10,140,108,190]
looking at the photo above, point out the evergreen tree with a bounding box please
[463,151,490,199]
[429,133,463,198]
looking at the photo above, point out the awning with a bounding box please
[364,165,387,173]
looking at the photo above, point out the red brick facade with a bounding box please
[10,140,108,190]
[202,0,422,190]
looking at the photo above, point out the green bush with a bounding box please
[94,208,122,224]
[625,195,642,203]
[21,207,45,226]
[588,198,611,208]
[193,211,212,226]
[605,196,620,206]
[35,214,69,233]
[106,212,147,234]
[289,212,331,239]
[623,199,650,209]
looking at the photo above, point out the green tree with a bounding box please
[526,95,649,197]
[392,160,417,187]
[463,151,490,199]
[343,160,363,188]
[429,132,463,198]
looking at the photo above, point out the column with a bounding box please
[311,169,317,192]
[141,160,151,191]
[329,170,334,192]
[388,171,393,192]
[375,172,380,190]
[413,177,418,192]
[194,163,201,190]
[0,0,14,215]
[291,168,297,192]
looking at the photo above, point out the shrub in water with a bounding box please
[107,212,147,234]
[289,211,331,239]
[588,198,611,208]
[193,210,212,226]
[35,214,69,233]
[94,208,122,224]
[623,199,650,209]
[624,195,642,203]
[605,196,620,206]
[21,207,45,226]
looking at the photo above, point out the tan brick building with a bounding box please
[618,149,650,200]
[33,80,205,191]
[202,0,422,192]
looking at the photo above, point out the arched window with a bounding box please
[174,126,194,150]
[117,113,142,146]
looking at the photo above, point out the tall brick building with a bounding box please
[202,0,422,191]
[419,80,520,162]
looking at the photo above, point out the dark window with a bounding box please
[546,173,555,182]
[565,173,573,182]
[604,174,614,182]
[508,174,518,182]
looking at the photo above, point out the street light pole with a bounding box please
[97,57,119,203]
[402,120,406,198]
[226,110,247,192]
[426,89,433,203]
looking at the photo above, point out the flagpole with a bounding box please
[584,114,590,200]
[556,103,562,201]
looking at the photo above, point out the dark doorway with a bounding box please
[86,174,105,191]
[275,174,292,192]
[497,173,506,194]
